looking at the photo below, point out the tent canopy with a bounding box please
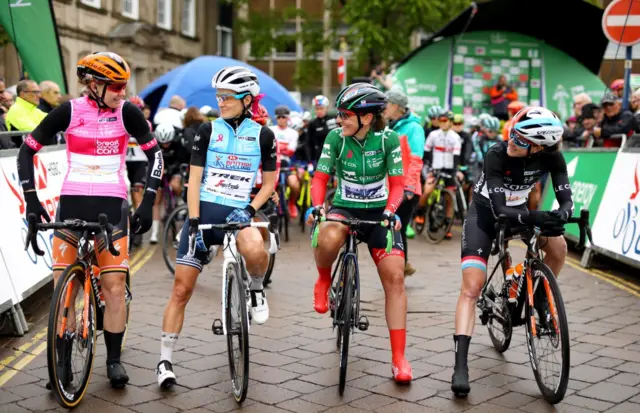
[398,0,607,75]
[140,56,301,117]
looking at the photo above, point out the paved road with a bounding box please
[1,227,640,413]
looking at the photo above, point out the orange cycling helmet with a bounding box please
[77,52,130,84]
[252,103,269,126]
[507,100,525,115]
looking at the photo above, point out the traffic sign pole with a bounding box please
[623,46,632,111]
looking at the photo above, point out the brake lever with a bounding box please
[26,214,45,256]
[98,214,120,257]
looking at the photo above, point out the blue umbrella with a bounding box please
[139,56,301,117]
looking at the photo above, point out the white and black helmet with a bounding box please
[511,106,563,147]
[155,122,176,144]
[212,66,260,97]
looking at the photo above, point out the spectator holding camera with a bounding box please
[489,75,518,121]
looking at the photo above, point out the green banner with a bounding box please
[394,31,606,122]
[540,151,618,238]
[0,0,67,93]
[392,38,451,124]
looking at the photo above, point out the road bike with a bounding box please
[25,213,131,409]
[203,221,277,402]
[476,209,593,404]
[310,214,393,395]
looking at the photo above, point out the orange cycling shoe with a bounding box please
[414,215,425,225]
[392,358,413,383]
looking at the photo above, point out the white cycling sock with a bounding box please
[160,331,179,363]
[150,220,160,238]
[250,276,264,291]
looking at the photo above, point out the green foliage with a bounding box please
[337,0,470,69]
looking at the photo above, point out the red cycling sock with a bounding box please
[317,266,331,284]
[389,329,406,363]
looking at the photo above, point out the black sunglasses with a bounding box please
[277,115,288,119]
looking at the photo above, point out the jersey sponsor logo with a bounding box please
[208,171,252,183]
[504,183,533,191]
[317,164,331,173]
[341,160,357,168]
[226,160,253,171]
[346,150,354,159]
[524,170,541,176]
[203,169,253,199]
[389,168,403,175]
[342,180,387,202]
[554,183,571,192]
[238,136,256,141]
[366,157,383,168]
[343,170,357,180]
[228,155,238,160]
[391,147,402,164]
[363,150,381,156]
[216,134,224,142]
[96,139,121,155]
[151,151,163,179]
[98,117,117,123]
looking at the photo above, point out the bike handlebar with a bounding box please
[190,221,278,256]
[494,209,594,254]
[310,215,394,253]
[25,213,119,257]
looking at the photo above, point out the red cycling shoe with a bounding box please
[392,358,413,383]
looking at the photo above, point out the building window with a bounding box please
[217,26,233,57]
[181,0,196,38]
[80,0,101,8]
[157,0,172,30]
[274,22,297,59]
[122,0,139,19]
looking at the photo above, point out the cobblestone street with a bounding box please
[2,228,640,413]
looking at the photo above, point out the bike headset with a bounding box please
[335,83,387,137]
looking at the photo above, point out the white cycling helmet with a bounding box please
[155,122,176,144]
[511,106,563,147]
[212,66,260,97]
[302,111,312,122]
[289,115,304,131]
[200,105,213,115]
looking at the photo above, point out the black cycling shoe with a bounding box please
[107,362,129,389]
[451,335,471,397]
[47,333,74,391]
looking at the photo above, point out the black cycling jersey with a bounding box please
[307,116,337,162]
[472,141,573,225]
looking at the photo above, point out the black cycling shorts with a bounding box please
[126,161,147,188]
[326,207,404,265]
[461,201,527,272]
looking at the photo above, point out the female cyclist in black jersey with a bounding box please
[452,107,573,396]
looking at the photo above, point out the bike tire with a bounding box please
[226,263,250,403]
[162,204,187,275]
[425,189,454,244]
[254,211,276,287]
[338,256,356,396]
[526,261,570,404]
[121,271,132,351]
[47,263,96,409]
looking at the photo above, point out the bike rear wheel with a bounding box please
[162,204,187,275]
[426,189,455,244]
[225,263,250,403]
[338,257,356,396]
[526,261,570,404]
[47,263,96,409]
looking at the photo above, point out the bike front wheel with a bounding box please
[338,256,357,396]
[425,189,455,244]
[225,263,250,403]
[525,260,570,404]
[47,263,96,409]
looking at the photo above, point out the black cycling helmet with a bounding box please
[335,83,387,115]
[439,109,454,120]
[274,105,290,116]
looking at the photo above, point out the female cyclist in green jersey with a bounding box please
[306,83,412,383]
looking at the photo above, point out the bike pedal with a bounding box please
[357,315,369,331]
[212,319,224,335]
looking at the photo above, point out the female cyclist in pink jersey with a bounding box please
[17,52,163,389]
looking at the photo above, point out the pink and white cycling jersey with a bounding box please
[60,97,151,199]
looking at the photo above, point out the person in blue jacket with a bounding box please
[384,87,426,276]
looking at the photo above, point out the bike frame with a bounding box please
[330,229,361,329]
[198,222,277,336]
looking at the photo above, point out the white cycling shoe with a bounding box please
[250,290,269,325]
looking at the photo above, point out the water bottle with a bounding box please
[508,263,524,303]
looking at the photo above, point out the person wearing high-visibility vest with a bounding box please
[501,101,525,141]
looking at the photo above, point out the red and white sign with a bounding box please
[337,56,345,85]
[602,0,640,46]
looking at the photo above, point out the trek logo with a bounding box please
[209,172,251,182]
[96,139,120,155]
[98,117,117,123]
